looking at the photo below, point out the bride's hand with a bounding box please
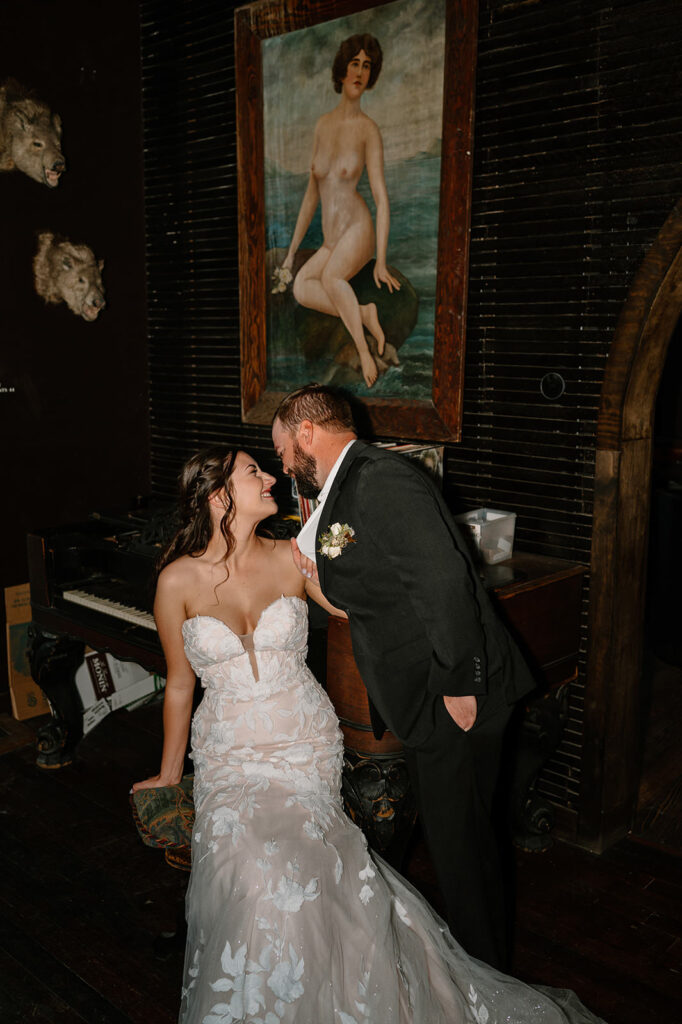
[131,774,178,793]
[291,537,319,585]
[373,262,401,293]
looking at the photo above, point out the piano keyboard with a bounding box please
[63,589,157,631]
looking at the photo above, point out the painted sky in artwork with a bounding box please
[263,0,446,175]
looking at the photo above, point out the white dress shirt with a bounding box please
[296,440,355,561]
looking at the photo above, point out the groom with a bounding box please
[272,384,535,970]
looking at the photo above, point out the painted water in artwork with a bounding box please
[263,0,446,401]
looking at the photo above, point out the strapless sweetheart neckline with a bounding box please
[183,593,306,640]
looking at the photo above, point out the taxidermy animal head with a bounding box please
[0,79,65,187]
[33,232,106,321]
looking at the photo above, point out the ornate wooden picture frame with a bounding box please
[235,0,477,440]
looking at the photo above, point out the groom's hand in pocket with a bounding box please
[443,694,477,732]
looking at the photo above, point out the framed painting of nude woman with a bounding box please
[235,0,477,441]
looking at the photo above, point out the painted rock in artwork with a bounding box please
[266,247,418,387]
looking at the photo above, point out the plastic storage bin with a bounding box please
[454,508,516,565]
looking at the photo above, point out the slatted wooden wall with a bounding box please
[139,0,682,818]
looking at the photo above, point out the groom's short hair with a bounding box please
[274,384,355,434]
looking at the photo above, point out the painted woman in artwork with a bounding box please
[281,33,400,388]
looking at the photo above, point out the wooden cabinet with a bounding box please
[327,553,585,729]
[483,553,584,691]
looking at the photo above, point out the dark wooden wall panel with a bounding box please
[139,0,682,817]
[0,0,149,692]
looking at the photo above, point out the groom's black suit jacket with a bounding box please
[315,441,535,747]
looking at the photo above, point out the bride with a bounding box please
[133,445,606,1024]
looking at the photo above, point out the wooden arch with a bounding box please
[581,199,682,851]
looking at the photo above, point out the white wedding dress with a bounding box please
[179,595,605,1024]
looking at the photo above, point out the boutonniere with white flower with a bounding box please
[319,522,355,559]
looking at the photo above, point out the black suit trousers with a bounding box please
[403,685,513,971]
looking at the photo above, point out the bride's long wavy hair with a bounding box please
[156,446,238,577]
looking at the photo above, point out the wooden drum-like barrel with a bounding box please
[325,616,416,867]
[325,616,402,754]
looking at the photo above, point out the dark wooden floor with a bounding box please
[0,689,680,1024]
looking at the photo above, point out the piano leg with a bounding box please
[27,625,86,769]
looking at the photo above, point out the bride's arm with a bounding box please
[304,575,347,618]
[132,566,196,791]
[288,537,347,618]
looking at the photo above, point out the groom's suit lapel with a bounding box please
[316,440,368,594]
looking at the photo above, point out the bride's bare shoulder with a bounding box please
[158,555,202,590]
[269,537,305,586]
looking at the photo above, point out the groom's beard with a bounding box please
[291,440,320,499]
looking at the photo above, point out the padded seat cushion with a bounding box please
[130,775,194,870]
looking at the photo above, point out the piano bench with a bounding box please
[130,775,194,871]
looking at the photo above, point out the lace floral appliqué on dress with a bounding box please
[179,596,606,1024]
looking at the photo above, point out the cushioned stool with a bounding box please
[130,775,194,871]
